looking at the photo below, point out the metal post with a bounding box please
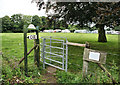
[65,39,68,72]
[62,40,64,70]
[50,37,52,63]
[43,38,46,69]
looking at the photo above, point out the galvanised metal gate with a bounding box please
[40,36,68,72]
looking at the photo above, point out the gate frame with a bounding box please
[40,36,68,72]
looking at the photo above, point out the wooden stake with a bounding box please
[83,60,89,77]
[98,63,117,84]
[24,31,27,76]
[35,29,40,67]
[34,40,37,64]
[82,42,90,78]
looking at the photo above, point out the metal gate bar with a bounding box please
[40,36,68,72]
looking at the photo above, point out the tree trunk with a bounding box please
[53,20,56,30]
[97,24,107,42]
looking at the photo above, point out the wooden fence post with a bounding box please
[35,27,40,67]
[82,60,89,77]
[82,42,90,78]
[23,25,28,76]
[34,40,37,64]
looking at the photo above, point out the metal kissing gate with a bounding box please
[40,37,68,72]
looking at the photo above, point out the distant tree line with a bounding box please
[1,13,119,33]
[1,14,69,33]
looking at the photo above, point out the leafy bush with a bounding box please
[2,55,43,84]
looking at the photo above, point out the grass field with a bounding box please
[1,33,119,83]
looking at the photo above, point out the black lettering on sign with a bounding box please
[27,35,37,40]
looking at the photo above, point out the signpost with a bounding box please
[83,48,106,64]
[82,48,107,77]
[82,48,116,83]
[23,24,40,76]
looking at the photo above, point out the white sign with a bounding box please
[89,52,100,61]
[27,35,37,40]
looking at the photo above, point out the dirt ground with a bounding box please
[42,66,57,83]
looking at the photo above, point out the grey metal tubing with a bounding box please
[44,62,64,70]
[65,40,68,72]
[41,51,64,55]
[44,55,62,58]
[44,57,63,64]
[44,51,63,58]
[45,44,63,50]
[44,38,64,42]
[62,40,64,69]
[43,38,46,69]
[41,36,67,40]
[45,42,63,44]
[54,52,63,54]
[41,42,64,45]
[50,37,52,63]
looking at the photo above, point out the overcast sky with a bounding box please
[0,0,47,18]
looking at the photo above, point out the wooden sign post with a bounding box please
[23,25,28,76]
[82,48,117,84]
[82,48,107,77]
[23,25,40,76]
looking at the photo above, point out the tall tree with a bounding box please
[46,17,53,29]
[2,16,12,32]
[23,15,32,26]
[11,14,24,32]
[32,1,120,42]
[32,15,40,27]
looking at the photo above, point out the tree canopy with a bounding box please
[11,14,24,32]
[33,0,120,42]
[2,16,11,32]
[32,15,40,27]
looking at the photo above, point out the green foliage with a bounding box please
[56,61,119,83]
[114,25,120,31]
[2,56,43,84]
[2,16,12,32]
[2,33,44,84]
[109,60,119,82]
[37,2,120,42]
[32,15,40,27]
[69,25,78,32]
[23,15,32,26]
[11,14,24,33]
[2,61,13,80]
[38,2,120,28]
[56,71,77,83]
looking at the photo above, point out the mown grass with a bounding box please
[1,33,119,83]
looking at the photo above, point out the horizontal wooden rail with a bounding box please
[67,42,86,47]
